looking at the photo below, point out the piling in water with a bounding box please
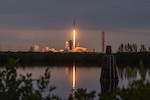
[100,46,118,82]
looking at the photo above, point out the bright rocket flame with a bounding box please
[73,29,76,48]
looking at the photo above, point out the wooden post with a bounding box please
[100,46,118,81]
[100,46,118,92]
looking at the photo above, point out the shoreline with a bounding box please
[0,52,149,67]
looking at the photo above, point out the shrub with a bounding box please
[0,59,60,100]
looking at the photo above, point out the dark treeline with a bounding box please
[0,43,150,66]
[117,43,150,67]
[0,51,150,67]
[0,52,102,66]
[117,43,150,53]
[116,52,150,67]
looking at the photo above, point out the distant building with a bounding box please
[65,41,69,49]
[69,40,73,50]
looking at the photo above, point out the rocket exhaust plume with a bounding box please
[73,18,76,48]
[73,29,76,48]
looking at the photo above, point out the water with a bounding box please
[17,65,150,99]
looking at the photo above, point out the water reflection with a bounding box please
[72,63,76,98]
[100,80,118,93]
[118,68,139,80]
[17,65,150,99]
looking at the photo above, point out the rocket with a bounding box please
[73,18,76,49]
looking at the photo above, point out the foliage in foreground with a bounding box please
[0,59,60,100]
[99,60,150,100]
[0,59,150,100]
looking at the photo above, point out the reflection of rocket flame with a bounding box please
[73,29,76,49]
[73,64,76,89]
[72,64,76,98]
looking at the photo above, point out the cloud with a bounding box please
[0,0,149,30]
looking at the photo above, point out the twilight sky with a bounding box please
[0,0,150,52]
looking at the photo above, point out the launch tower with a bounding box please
[102,31,105,53]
